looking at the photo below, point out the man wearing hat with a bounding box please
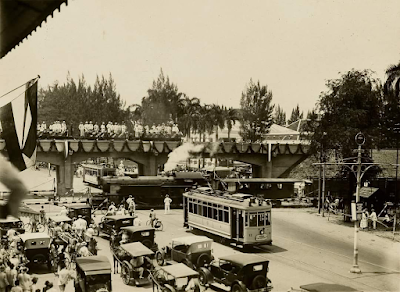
[164,194,172,214]
[78,242,90,257]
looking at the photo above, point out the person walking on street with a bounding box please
[149,209,157,227]
[56,262,74,292]
[164,194,172,214]
[17,267,30,292]
[360,209,368,230]
[0,265,9,292]
[9,280,21,292]
[5,263,17,292]
[370,209,377,230]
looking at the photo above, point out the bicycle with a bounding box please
[146,218,163,231]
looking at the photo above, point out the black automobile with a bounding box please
[117,226,158,251]
[0,218,25,237]
[18,233,51,271]
[199,254,273,292]
[75,256,112,292]
[63,203,93,224]
[98,215,135,237]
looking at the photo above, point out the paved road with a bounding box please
[22,207,400,292]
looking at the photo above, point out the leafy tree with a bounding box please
[384,61,400,99]
[141,69,182,126]
[239,79,274,142]
[307,69,383,159]
[273,105,286,126]
[38,73,127,133]
[288,104,303,124]
[225,107,239,139]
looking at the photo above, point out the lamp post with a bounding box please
[394,123,400,207]
[350,132,365,274]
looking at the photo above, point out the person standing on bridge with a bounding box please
[164,194,172,214]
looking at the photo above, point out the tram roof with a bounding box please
[120,242,154,256]
[102,176,175,185]
[62,203,91,209]
[172,236,213,245]
[185,190,271,210]
[219,254,269,266]
[159,263,199,278]
[76,256,111,275]
[222,178,303,183]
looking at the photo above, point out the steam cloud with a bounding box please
[164,142,206,172]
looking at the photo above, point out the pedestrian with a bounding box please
[108,202,117,215]
[164,194,172,214]
[78,242,90,257]
[29,216,37,233]
[41,281,50,292]
[0,265,9,292]
[9,280,21,292]
[31,277,38,292]
[56,262,74,292]
[128,197,136,216]
[39,207,45,224]
[84,225,95,242]
[59,206,68,217]
[75,215,87,237]
[133,216,142,227]
[360,209,368,230]
[149,209,157,227]
[44,282,56,292]
[369,209,377,230]
[17,267,30,292]
[5,263,17,292]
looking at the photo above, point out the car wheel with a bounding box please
[156,251,165,266]
[199,268,210,286]
[231,283,245,292]
[252,275,267,289]
[197,253,211,268]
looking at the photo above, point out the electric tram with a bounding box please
[183,187,272,247]
[82,164,117,186]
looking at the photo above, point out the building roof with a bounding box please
[219,254,269,266]
[358,187,379,199]
[1,0,68,59]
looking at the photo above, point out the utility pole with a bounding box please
[350,133,364,274]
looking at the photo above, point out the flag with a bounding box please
[0,80,38,171]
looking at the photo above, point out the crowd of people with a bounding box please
[36,120,183,140]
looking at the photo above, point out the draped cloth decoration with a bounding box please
[0,78,38,171]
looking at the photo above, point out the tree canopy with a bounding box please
[288,104,303,125]
[306,69,383,158]
[38,73,128,129]
[273,105,286,126]
[239,79,274,142]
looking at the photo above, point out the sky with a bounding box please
[1,0,400,117]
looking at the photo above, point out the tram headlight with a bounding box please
[260,229,264,235]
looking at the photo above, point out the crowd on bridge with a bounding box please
[36,120,184,141]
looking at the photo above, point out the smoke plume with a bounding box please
[164,142,206,172]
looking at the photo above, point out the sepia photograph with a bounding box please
[0,1,399,291]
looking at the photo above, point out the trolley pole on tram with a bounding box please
[350,133,364,274]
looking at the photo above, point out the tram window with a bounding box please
[277,184,283,190]
[224,206,229,211]
[249,213,257,227]
[203,205,207,217]
[218,209,223,221]
[223,211,229,223]
[213,208,218,220]
[258,213,265,226]
[266,184,272,189]
[245,214,248,227]
[266,212,271,225]
[189,202,193,213]
[193,204,198,214]
[208,207,213,218]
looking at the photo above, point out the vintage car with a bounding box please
[75,255,112,292]
[288,283,358,292]
[63,203,93,224]
[0,218,25,237]
[112,242,154,286]
[117,226,158,251]
[47,215,73,232]
[18,233,51,271]
[150,263,200,292]
[199,254,273,292]
[98,215,135,237]
[156,236,213,269]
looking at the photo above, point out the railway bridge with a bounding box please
[0,139,309,196]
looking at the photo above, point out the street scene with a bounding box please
[1,1,400,292]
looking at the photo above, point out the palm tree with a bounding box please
[177,96,201,138]
[208,104,225,141]
[384,61,400,98]
[225,107,239,140]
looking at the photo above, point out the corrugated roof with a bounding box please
[1,0,69,59]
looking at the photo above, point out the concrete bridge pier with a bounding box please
[56,155,74,196]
